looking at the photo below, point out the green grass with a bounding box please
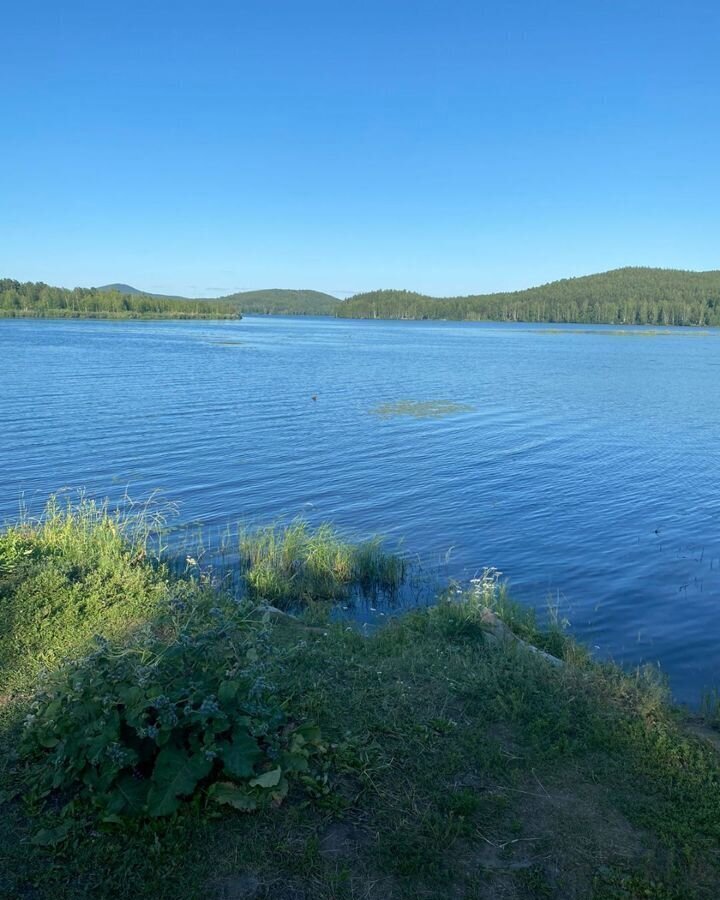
[0,496,170,700]
[2,502,720,899]
[238,519,405,607]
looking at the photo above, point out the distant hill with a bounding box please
[337,267,720,327]
[96,283,190,301]
[222,289,340,316]
[97,283,151,296]
[98,284,340,316]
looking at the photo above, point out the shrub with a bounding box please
[20,585,323,819]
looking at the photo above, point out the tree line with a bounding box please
[5,268,720,325]
[0,280,240,319]
[336,267,720,326]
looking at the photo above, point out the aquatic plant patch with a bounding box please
[371,399,475,419]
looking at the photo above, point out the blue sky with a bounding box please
[2,1,719,297]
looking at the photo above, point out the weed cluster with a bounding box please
[238,520,405,607]
[19,587,323,819]
[1,500,324,824]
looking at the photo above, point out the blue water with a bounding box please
[2,316,720,703]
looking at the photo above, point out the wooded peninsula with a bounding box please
[0,280,240,320]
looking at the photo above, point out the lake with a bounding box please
[2,315,719,704]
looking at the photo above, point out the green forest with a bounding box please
[6,268,720,325]
[338,267,720,326]
[0,280,240,319]
[219,288,340,316]
[99,283,341,316]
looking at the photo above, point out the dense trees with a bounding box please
[0,281,239,319]
[0,281,340,319]
[336,268,720,326]
[222,289,339,316]
[6,268,720,325]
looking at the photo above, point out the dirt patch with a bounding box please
[209,874,308,900]
[210,873,262,899]
[319,821,367,861]
[459,772,650,899]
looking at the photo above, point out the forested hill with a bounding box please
[99,283,341,316]
[97,283,186,301]
[222,288,340,315]
[337,268,720,326]
[0,280,240,319]
[7,268,720,324]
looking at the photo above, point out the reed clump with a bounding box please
[238,520,405,607]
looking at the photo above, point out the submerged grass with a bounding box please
[238,519,405,608]
[371,399,475,419]
[2,500,720,899]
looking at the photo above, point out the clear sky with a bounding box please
[2,1,719,298]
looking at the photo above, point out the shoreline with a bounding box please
[2,504,720,898]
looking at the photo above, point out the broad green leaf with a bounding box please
[31,822,72,846]
[146,745,212,817]
[105,774,149,816]
[294,723,321,744]
[208,781,257,811]
[271,777,289,804]
[221,729,262,779]
[278,751,309,773]
[119,686,143,706]
[218,680,240,705]
[249,767,282,789]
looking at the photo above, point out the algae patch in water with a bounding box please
[538,328,712,337]
[371,399,474,419]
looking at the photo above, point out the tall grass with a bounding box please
[238,520,406,607]
[0,496,171,698]
[701,688,720,729]
[4,492,173,566]
[0,501,408,701]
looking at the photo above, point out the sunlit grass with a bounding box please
[238,520,405,607]
[0,496,171,699]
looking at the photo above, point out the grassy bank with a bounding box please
[2,503,720,899]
